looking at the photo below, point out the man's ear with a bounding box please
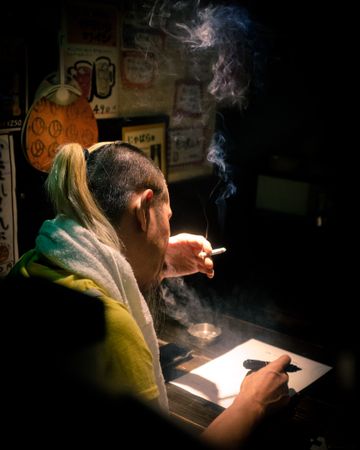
[135,189,154,232]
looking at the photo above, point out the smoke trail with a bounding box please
[161,277,218,327]
[207,131,236,197]
[145,0,259,108]
[143,0,261,223]
[207,131,236,234]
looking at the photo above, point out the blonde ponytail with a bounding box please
[46,143,120,250]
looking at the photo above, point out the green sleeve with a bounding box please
[65,295,160,403]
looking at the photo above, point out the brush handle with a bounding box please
[243,359,301,372]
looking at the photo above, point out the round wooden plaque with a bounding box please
[23,94,98,172]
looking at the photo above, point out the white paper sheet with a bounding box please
[170,338,332,408]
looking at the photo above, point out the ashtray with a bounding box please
[187,322,222,345]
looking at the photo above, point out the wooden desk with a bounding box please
[158,313,355,449]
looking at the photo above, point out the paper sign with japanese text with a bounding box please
[0,134,18,277]
[63,2,119,118]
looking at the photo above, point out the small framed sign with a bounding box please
[121,116,168,179]
[121,51,156,89]
[168,127,205,167]
[174,80,202,117]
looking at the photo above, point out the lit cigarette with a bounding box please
[211,247,227,256]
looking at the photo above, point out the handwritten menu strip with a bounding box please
[0,134,18,277]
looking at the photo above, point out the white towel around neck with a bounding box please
[35,215,168,410]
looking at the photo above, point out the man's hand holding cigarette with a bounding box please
[162,233,216,279]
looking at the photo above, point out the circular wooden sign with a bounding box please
[23,94,98,172]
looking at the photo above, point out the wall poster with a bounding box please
[120,21,164,89]
[63,2,119,118]
[0,134,18,277]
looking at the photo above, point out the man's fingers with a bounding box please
[268,354,292,372]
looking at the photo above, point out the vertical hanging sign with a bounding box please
[63,3,119,118]
[0,134,18,277]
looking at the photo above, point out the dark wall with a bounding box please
[1,5,61,253]
[168,0,352,347]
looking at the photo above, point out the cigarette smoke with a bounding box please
[161,277,219,327]
[142,0,264,221]
[206,130,236,233]
[145,0,259,109]
[140,1,265,325]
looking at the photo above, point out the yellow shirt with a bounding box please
[8,250,160,403]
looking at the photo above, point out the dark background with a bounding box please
[1,0,354,349]
[168,0,353,351]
